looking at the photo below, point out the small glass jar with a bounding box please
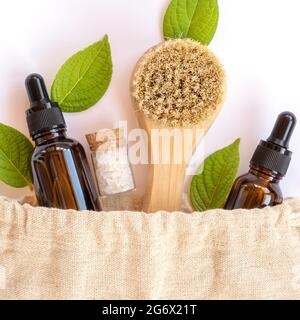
[86,128,138,211]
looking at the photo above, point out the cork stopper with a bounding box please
[86,128,124,152]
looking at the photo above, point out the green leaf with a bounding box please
[0,123,33,188]
[163,0,219,45]
[190,138,240,211]
[51,35,113,112]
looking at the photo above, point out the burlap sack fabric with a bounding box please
[0,196,300,300]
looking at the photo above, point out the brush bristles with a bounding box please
[131,39,226,127]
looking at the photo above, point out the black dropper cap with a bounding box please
[25,73,66,138]
[250,111,297,176]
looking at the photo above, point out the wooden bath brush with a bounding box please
[131,39,226,212]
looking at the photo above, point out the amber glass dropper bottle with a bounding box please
[25,73,100,211]
[224,111,296,210]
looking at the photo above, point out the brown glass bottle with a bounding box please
[225,111,296,210]
[25,74,100,211]
[224,166,283,209]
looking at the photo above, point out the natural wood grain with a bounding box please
[134,108,222,213]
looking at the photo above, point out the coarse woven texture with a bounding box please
[1,196,300,300]
[131,39,226,127]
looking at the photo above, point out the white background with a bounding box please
[0,0,299,200]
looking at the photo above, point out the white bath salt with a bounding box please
[86,128,135,196]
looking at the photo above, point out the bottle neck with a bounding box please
[249,165,282,183]
[33,128,67,146]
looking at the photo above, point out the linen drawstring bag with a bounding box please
[0,196,300,300]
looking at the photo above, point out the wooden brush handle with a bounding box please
[137,113,202,212]
[143,162,187,212]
